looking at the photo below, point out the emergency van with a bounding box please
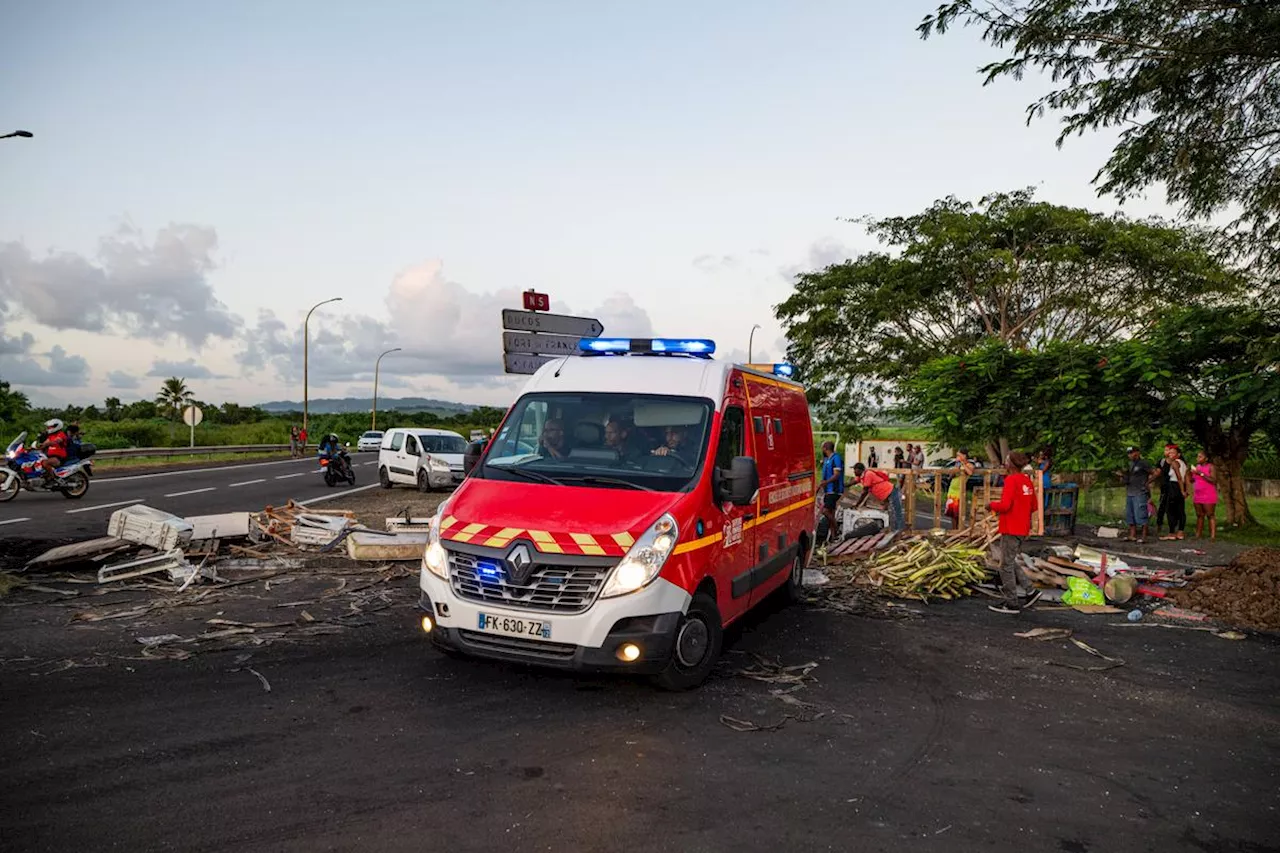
[418,337,815,689]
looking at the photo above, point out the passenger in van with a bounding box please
[651,425,692,463]
[538,419,569,460]
[604,417,640,461]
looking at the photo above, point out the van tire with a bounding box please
[653,592,722,691]
[417,470,431,493]
[781,549,806,604]
[378,467,392,489]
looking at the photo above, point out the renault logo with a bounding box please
[505,543,535,585]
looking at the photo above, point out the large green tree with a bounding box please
[0,379,30,428]
[775,190,1240,458]
[919,0,1280,276]
[155,377,195,422]
[1104,306,1280,526]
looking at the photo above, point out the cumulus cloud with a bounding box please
[0,223,239,348]
[107,370,141,390]
[236,261,654,391]
[147,358,223,380]
[778,237,855,281]
[0,334,90,388]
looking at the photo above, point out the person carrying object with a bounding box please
[851,462,905,531]
[985,451,1042,615]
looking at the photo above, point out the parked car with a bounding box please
[357,430,384,453]
[378,428,468,491]
[930,457,996,491]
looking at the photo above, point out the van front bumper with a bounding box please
[418,570,691,674]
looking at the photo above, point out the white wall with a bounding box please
[843,439,956,473]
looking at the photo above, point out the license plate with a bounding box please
[477,612,552,640]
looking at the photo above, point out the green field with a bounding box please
[1077,485,1279,546]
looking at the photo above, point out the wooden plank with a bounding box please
[933,473,943,529]
[905,478,916,531]
[25,537,134,569]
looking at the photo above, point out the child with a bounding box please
[986,452,1041,614]
[1191,450,1218,541]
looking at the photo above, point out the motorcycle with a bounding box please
[1,431,97,502]
[319,442,356,487]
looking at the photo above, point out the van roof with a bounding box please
[389,427,465,437]
[521,356,802,405]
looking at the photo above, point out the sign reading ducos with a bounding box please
[500,300,603,375]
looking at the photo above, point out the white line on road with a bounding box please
[229,479,266,487]
[66,498,145,515]
[95,456,313,485]
[297,484,380,505]
[0,517,31,527]
[275,472,307,480]
[363,461,376,465]
[164,487,217,498]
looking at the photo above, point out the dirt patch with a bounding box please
[1169,547,1280,632]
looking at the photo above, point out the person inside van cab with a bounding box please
[651,425,691,463]
[604,416,641,461]
[538,419,569,460]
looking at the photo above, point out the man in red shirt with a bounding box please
[851,462,905,531]
[35,418,69,485]
[986,451,1041,614]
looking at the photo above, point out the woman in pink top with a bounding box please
[1191,450,1218,541]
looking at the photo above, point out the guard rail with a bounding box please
[95,444,292,460]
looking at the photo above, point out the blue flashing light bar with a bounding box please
[578,337,717,357]
[773,362,795,378]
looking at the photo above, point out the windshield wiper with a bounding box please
[575,476,656,492]
[486,464,565,486]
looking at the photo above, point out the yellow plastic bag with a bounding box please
[1061,576,1105,607]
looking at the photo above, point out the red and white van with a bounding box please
[418,338,815,688]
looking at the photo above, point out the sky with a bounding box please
[0,0,1182,409]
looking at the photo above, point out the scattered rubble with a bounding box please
[1169,547,1280,632]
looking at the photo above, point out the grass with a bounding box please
[1077,486,1280,547]
[91,451,292,471]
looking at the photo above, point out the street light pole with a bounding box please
[303,297,342,437]
[0,130,33,140]
[372,347,402,431]
[748,324,761,363]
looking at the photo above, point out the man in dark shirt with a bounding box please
[1122,446,1153,542]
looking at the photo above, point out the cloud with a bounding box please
[0,335,90,388]
[0,223,240,348]
[237,261,654,392]
[778,237,855,281]
[147,358,223,380]
[106,370,141,390]
[693,253,741,273]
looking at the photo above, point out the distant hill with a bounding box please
[257,396,478,415]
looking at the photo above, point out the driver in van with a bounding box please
[538,419,569,460]
[651,425,691,463]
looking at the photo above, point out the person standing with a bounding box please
[851,462,905,531]
[1159,444,1190,541]
[1036,447,1054,507]
[819,441,846,541]
[1121,446,1153,543]
[868,446,879,469]
[945,449,976,528]
[986,452,1041,614]
[298,426,309,456]
[289,425,299,458]
[1191,450,1218,541]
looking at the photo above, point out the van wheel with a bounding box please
[781,549,806,604]
[378,467,392,489]
[653,592,722,691]
[417,470,432,493]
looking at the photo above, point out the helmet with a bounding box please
[44,418,64,433]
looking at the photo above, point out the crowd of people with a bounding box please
[288,425,309,458]
[1123,443,1218,543]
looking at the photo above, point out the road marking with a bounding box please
[275,472,307,480]
[229,479,266,487]
[0,517,31,527]
[95,456,312,484]
[364,461,376,466]
[164,487,217,498]
[66,498,145,515]
[298,483,380,505]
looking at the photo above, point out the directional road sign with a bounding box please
[501,309,604,338]
[522,290,550,311]
[502,331,582,357]
[503,353,553,375]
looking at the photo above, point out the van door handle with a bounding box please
[743,513,755,521]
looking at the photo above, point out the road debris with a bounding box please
[246,667,271,692]
[1169,547,1280,632]
[1050,638,1126,672]
[1015,627,1073,641]
[719,714,793,733]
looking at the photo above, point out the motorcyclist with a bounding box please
[35,418,68,484]
[317,433,342,459]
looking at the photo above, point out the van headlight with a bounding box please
[425,454,450,471]
[422,512,449,580]
[601,514,678,598]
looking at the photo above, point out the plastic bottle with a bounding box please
[1127,609,1143,622]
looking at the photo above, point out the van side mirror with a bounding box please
[463,439,486,476]
[719,456,759,506]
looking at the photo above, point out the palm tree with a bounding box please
[104,397,122,421]
[156,377,195,421]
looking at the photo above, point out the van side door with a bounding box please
[708,400,755,625]
[399,433,421,485]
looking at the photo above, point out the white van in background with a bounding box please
[378,428,469,491]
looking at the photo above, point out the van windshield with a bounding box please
[480,392,715,492]
[422,434,467,453]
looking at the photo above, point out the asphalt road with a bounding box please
[0,453,387,539]
[1,587,1276,852]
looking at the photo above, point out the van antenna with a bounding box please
[553,356,569,378]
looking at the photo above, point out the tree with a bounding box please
[919,1,1280,274]
[156,377,195,421]
[104,397,122,421]
[81,404,102,422]
[1103,306,1280,526]
[775,190,1241,458]
[123,400,159,420]
[0,379,30,427]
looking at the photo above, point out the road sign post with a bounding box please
[182,405,203,448]
[500,307,603,375]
